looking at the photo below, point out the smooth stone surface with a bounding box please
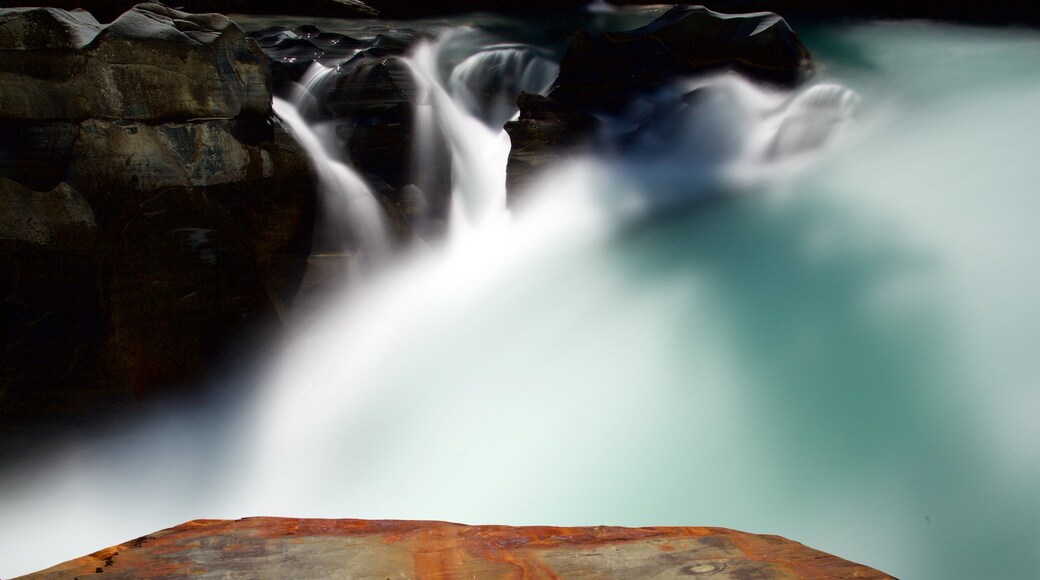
[18,518,896,579]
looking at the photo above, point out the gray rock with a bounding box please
[0,3,270,121]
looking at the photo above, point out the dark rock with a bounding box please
[550,5,813,113]
[609,0,1040,27]
[506,5,814,193]
[0,4,317,421]
[504,92,596,197]
[251,23,435,240]
[0,0,378,24]
[362,0,590,18]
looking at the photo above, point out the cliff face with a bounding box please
[19,517,895,579]
[0,4,317,420]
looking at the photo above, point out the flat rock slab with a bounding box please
[20,517,895,579]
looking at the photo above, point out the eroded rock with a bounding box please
[0,4,316,421]
[0,4,270,121]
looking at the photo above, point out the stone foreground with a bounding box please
[20,518,894,579]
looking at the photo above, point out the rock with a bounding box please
[505,5,814,193]
[0,0,378,23]
[0,4,270,121]
[0,4,317,421]
[0,178,95,244]
[362,0,590,18]
[550,5,813,113]
[504,92,596,197]
[250,23,435,240]
[18,518,896,578]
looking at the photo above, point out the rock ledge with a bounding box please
[19,517,895,578]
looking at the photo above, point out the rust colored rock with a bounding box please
[18,518,895,579]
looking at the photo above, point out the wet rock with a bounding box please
[504,92,596,197]
[250,23,435,240]
[20,518,896,579]
[506,6,814,193]
[0,4,317,421]
[550,5,813,113]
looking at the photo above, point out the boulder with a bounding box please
[19,517,896,578]
[0,4,317,421]
[550,5,813,113]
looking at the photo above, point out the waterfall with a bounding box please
[448,44,558,128]
[405,31,558,236]
[272,68,390,270]
[2,20,1038,580]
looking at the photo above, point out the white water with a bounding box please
[1,22,1038,580]
[273,73,390,268]
[405,30,557,235]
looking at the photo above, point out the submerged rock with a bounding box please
[19,517,896,578]
[0,4,316,421]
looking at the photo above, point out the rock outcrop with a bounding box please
[18,517,896,579]
[505,92,596,195]
[0,4,316,421]
[1,0,378,23]
[505,5,812,195]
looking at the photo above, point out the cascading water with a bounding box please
[1,19,1037,580]
[273,64,391,274]
[405,30,558,234]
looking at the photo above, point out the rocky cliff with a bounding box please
[0,3,317,420]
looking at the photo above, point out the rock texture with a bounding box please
[0,4,316,421]
[505,5,812,195]
[505,92,596,195]
[1,0,378,23]
[18,518,895,579]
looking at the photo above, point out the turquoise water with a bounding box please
[1,20,1037,580]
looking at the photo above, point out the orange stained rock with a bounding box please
[18,517,896,579]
